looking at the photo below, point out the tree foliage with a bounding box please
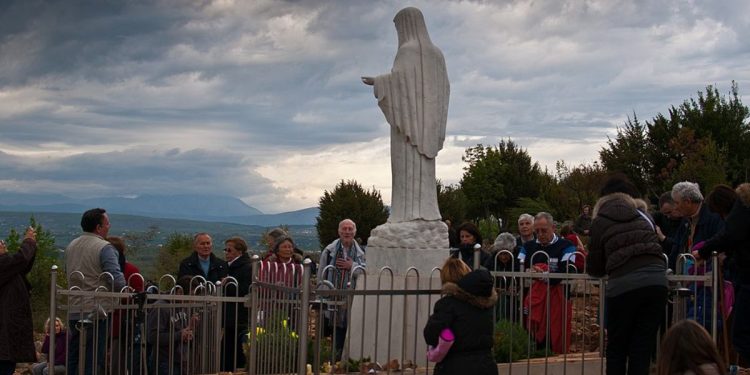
[122,225,159,257]
[554,161,608,219]
[437,180,467,225]
[460,140,544,225]
[152,233,193,280]
[669,82,749,185]
[505,197,553,232]
[316,180,389,248]
[535,171,570,222]
[601,83,748,198]
[599,115,653,196]
[661,128,727,191]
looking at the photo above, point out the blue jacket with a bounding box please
[518,235,577,285]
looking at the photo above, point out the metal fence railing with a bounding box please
[48,252,721,375]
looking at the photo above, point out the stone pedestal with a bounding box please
[347,220,449,366]
[366,220,450,275]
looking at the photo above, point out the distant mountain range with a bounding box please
[0,192,319,226]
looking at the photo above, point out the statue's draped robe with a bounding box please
[373,7,449,222]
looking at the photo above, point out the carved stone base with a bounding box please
[366,220,449,275]
[368,220,449,250]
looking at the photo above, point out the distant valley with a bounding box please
[0,193,321,276]
[0,211,319,276]
[0,192,319,226]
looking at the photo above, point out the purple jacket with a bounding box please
[41,331,67,365]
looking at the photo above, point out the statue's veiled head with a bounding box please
[394,7,431,46]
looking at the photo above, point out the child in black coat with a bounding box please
[424,258,498,375]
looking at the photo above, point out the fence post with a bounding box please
[248,255,260,375]
[215,280,224,372]
[298,259,312,375]
[711,251,719,341]
[49,265,58,372]
[473,243,481,270]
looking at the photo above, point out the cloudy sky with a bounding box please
[1,0,748,213]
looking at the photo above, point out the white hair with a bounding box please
[535,212,554,226]
[339,218,357,231]
[672,181,703,203]
[518,213,534,225]
[493,232,517,251]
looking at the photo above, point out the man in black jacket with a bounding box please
[177,233,228,283]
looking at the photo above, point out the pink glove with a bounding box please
[691,241,706,259]
[692,241,706,252]
[427,328,455,362]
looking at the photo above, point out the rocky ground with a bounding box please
[570,284,602,353]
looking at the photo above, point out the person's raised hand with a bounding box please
[336,257,353,271]
[24,227,36,241]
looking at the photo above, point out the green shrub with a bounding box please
[307,336,333,370]
[244,313,300,373]
[493,320,548,363]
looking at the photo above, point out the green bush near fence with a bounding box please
[493,320,549,363]
[244,313,300,373]
[307,336,333,369]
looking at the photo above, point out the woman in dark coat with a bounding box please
[0,227,37,375]
[424,261,498,375]
[587,176,667,375]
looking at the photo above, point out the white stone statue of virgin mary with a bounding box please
[363,7,449,223]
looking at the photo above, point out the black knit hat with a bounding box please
[457,269,493,297]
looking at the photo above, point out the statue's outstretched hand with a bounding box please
[361,76,374,86]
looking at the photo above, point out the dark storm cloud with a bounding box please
[0,146,279,199]
[0,0,749,211]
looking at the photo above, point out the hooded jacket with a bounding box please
[587,193,665,278]
[424,270,498,375]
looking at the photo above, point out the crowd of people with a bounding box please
[1,175,749,375]
[435,176,749,374]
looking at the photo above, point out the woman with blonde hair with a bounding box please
[31,317,67,375]
[657,319,725,375]
[440,257,471,284]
